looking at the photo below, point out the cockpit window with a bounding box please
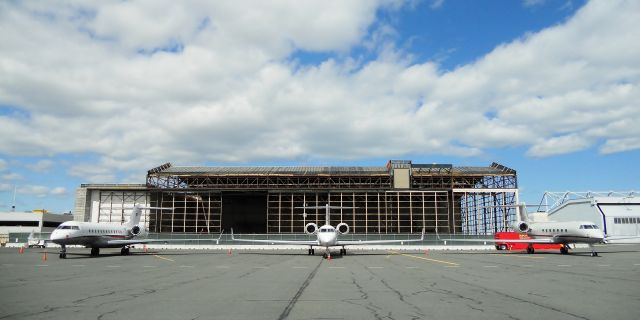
[56,225,79,230]
[591,225,599,229]
[580,225,596,229]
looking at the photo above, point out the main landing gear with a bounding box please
[588,244,598,257]
[526,245,535,254]
[308,247,315,255]
[90,247,100,257]
[560,244,570,255]
[121,246,131,256]
[59,245,67,259]
[320,247,347,259]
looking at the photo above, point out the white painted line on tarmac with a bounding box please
[405,266,419,269]
[367,266,384,269]
[35,264,48,267]
[328,266,345,269]
[596,264,610,267]
[293,266,308,269]
[143,266,157,268]
[106,265,121,268]
[72,265,86,267]
[522,265,534,267]
[216,265,230,269]
[179,265,194,268]
[253,266,268,269]
[483,266,498,268]
[634,263,640,266]
[557,265,572,267]
[2,264,14,267]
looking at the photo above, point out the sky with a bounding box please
[0,0,638,213]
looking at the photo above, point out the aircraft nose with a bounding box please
[593,230,605,240]
[50,230,63,241]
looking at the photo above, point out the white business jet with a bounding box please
[441,205,636,257]
[232,204,425,259]
[49,205,173,259]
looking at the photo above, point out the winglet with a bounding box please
[216,229,225,245]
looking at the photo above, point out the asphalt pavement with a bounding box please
[0,245,639,320]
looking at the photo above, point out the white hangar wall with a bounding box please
[543,192,640,240]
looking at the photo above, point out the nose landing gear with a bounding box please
[588,244,598,257]
[59,245,67,259]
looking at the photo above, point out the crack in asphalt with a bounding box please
[277,259,323,320]
[442,275,592,320]
[379,278,426,319]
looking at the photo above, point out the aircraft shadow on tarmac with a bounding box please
[37,248,639,259]
[439,249,640,257]
[40,250,231,259]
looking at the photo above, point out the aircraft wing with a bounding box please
[231,229,318,246]
[338,228,425,245]
[231,238,319,246]
[438,237,555,244]
[107,239,170,245]
[109,230,226,246]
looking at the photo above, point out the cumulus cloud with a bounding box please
[26,159,55,173]
[0,0,638,182]
[0,184,66,198]
[1,172,22,181]
[50,187,67,196]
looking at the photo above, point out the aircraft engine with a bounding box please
[512,221,529,232]
[305,223,318,235]
[130,225,142,236]
[336,223,349,235]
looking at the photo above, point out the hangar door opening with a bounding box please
[222,192,268,234]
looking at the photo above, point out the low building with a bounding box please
[0,211,73,234]
[541,191,640,240]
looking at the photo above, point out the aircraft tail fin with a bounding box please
[126,205,143,228]
[296,204,358,225]
[126,205,173,228]
[517,203,529,222]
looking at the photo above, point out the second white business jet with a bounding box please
[440,205,638,257]
[232,204,424,259]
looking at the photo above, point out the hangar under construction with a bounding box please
[74,161,519,235]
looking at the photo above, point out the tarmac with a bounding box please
[1,244,639,320]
